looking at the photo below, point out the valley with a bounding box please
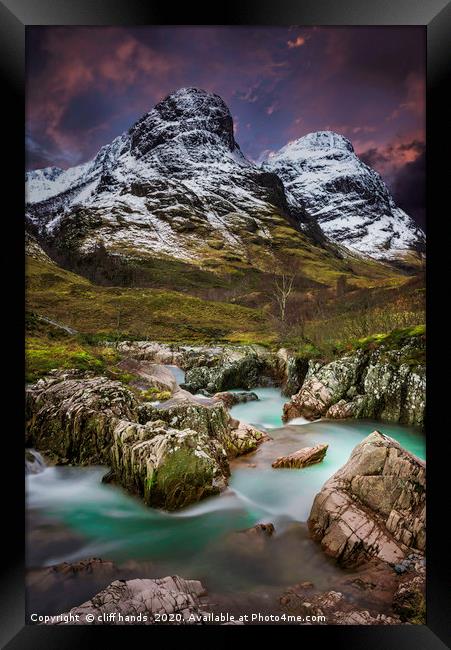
[24,87,426,627]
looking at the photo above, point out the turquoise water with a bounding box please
[26,384,425,594]
[229,387,288,428]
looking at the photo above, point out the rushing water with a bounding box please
[26,379,425,610]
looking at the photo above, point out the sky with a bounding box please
[26,26,426,228]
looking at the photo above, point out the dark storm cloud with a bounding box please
[393,147,426,231]
[25,26,426,227]
[59,89,114,134]
[359,140,426,228]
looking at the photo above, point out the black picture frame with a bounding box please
[1,1,449,647]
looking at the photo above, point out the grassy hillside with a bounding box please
[26,238,425,381]
[40,209,412,298]
[26,255,274,344]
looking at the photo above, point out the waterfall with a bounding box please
[25,448,46,475]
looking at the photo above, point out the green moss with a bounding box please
[147,448,217,510]
[353,325,425,351]
[141,388,171,402]
[107,370,136,384]
[25,338,105,383]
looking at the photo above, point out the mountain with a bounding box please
[26,87,331,278]
[263,131,425,262]
[25,88,424,287]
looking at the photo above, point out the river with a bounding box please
[26,371,425,614]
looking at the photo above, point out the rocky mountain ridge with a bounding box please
[263,131,425,261]
[26,87,424,272]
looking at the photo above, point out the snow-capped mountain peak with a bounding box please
[264,130,425,261]
[25,88,308,265]
[271,131,354,161]
[25,92,424,268]
[130,87,240,159]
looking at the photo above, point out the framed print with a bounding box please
[1,0,449,647]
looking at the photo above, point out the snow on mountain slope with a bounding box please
[26,91,424,271]
[26,88,320,268]
[263,131,425,261]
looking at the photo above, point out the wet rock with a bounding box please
[139,398,231,444]
[219,523,276,564]
[392,575,425,623]
[283,353,365,421]
[26,370,140,464]
[277,349,309,397]
[245,523,275,537]
[272,444,328,469]
[227,422,269,457]
[110,419,229,510]
[26,371,231,511]
[325,399,357,419]
[114,341,181,365]
[46,576,208,625]
[281,552,425,625]
[28,558,117,591]
[280,587,400,625]
[213,391,259,409]
[183,348,279,393]
[283,337,425,428]
[116,359,177,393]
[196,389,212,397]
[394,564,407,575]
[308,431,425,566]
[27,558,120,617]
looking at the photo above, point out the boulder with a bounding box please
[139,398,231,445]
[115,341,181,365]
[308,431,425,566]
[325,399,358,419]
[276,349,309,397]
[283,339,425,428]
[110,419,229,510]
[272,444,328,469]
[25,371,231,510]
[283,352,365,422]
[46,576,208,625]
[183,348,278,393]
[357,357,425,427]
[116,359,177,393]
[26,370,140,464]
[213,391,259,409]
[227,422,268,457]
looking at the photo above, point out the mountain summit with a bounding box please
[129,87,240,160]
[25,88,325,271]
[263,131,425,261]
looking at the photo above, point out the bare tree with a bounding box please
[274,271,296,324]
[268,253,304,339]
